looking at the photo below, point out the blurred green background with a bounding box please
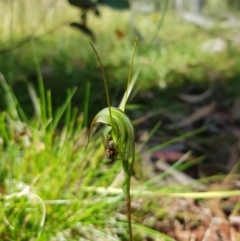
[1,0,240,119]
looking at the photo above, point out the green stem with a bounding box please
[122,152,135,241]
[126,176,133,241]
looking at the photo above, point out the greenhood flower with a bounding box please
[88,107,134,161]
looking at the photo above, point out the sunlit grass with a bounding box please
[0,68,185,240]
[1,0,239,89]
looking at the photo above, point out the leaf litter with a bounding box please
[132,79,240,240]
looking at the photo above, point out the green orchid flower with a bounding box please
[90,107,134,162]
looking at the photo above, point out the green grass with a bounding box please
[1,1,240,240]
[0,72,179,240]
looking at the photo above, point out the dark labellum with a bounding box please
[102,134,127,162]
[102,134,119,162]
[106,139,118,162]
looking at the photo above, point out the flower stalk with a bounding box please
[87,41,137,241]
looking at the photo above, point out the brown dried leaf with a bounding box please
[166,101,216,130]
[179,88,212,103]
